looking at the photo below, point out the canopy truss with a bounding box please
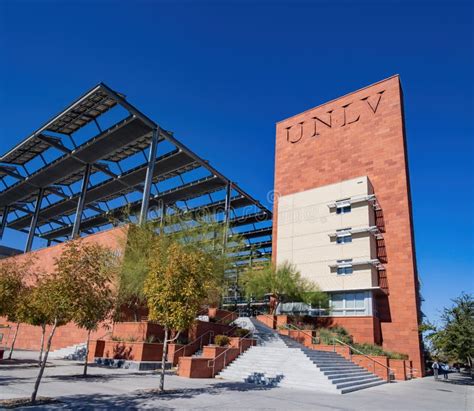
[0,83,272,278]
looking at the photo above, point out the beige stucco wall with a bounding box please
[276,176,379,291]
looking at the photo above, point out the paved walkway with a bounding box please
[0,351,472,410]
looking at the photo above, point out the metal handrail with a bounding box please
[282,322,393,382]
[207,329,254,377]
[332,336,394,381]
[213,309,239,325]
[172,330,214,360]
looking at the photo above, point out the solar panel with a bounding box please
[0,134,61,165]
[45,88,117,135]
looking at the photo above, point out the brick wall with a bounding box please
[1,227,126,351]
[273,75,424,374]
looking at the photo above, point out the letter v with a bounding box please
[361,90,385,114]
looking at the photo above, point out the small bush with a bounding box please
[145,335,162,343]
[234,328,250,338]
[176,336,189,345]
[318,326,353,345]
[352,343,408,360]
[214,335,230,347]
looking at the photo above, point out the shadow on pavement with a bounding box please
[24,381,276,409]
[437,373,474,386]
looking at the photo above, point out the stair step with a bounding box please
[326,371,372,380]
[332,375,382,385]
[340,380,386,394]
[336,376,381,389]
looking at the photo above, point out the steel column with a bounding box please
[25,188,45,252]
[0,206,9,240]
[222,182,232,250]
[139,127,160,225]
[160,201,167,228]
[71,163,92,238]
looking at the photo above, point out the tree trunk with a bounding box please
[31,318,57,403]
[83,329,91,377]
[38,324,46,366]
[159,327,169,392]
[7,322,20,360]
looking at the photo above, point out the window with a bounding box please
[330,291,371,316]
[337,259,353,275]
[336,199,351,214]
[336,228,352,244]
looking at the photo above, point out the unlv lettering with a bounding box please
[286,90,385,144]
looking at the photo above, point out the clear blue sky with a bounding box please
[0,1,472,324]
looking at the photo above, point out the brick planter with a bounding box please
[275,315,288,328]
[256,315,275,329]
[404,360,414,379]
[87,340,105,362]
[93,340,164,362]
[208,308,238,323]
[352,355,390,381]
[308,344,351,360]
[389,359,407,380]
[112,322,164,342]
[177,338,256,378]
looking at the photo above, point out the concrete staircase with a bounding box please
[217,319,386,394]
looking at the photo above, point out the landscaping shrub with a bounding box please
[318,326,353,345]
[233,328,250,338]
[146,335,162,343]
[214,335,230,347]
[352,343,408,360]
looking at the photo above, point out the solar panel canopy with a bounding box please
[0,83,272,284]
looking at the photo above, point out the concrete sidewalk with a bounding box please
[1,350,472,410]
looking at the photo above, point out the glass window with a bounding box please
[329,292,369,316]
[336,259,353,275]
[336,200,352,214]
[331,294,344,309]
[336,229,352,244]
[345,293,355,308]
[355,293,365,308]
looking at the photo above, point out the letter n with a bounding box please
[311,111,333,137]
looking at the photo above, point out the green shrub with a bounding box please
[352,343,408,359]
[234,328,250,338]
[318,326,353,345]
[145,335,162,343]
[214,335,230,347]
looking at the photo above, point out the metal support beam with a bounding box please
[139,127,159,225]
[160,200,167,228]
[0,206,9,240]
[71,164,92,238]
[25,188,45,253]
[222,182,232,251]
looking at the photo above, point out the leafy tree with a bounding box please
[59,240,119,376]
[144,239,214,391]
[240,261,328,314]
[15,285,50,365]
[30,257,75,403]
[0,258,31,359]
[424,293,474,371]
[118,214,244,318]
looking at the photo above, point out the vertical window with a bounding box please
[336,199,351,214]
[336,259,353,275]
[336,228,352,244]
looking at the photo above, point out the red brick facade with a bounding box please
[273,75,424,375]
[0,227,127,351]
